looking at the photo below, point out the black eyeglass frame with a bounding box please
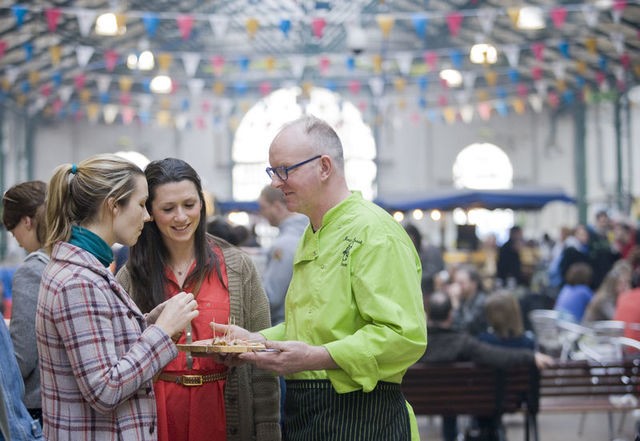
[265,155,322,181]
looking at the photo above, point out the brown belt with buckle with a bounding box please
[156,372,227,387]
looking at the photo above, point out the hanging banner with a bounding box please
[463,71,477,90]
[550,7,568,29]
[502,44,520,67]
[395,52,413,76]
[177,15,195,40]
[45,8,62,32]
[76,45,94,67]
[119,76,133,93]
[289,55,306,78]
[375,15,395,38]
[121,106,135,125]
[208,15,230,39]
[477,8,497,35]
[142,13,159,38]
[446,12,463,37]
[279,18,291,38]
[182,52,201,77]
[311,17,326,39]
[187,78,205,96]
[245,17,259,39]
[369,77,385,96]
[96,75,111,94]
[104,50,119,71]
[411,14,427,39]
[76,9,96,36]
[49,45,61,66]
[581,4,599,27]
[211,55,225,76]
[12,5,27,28]
[103,104,119,124]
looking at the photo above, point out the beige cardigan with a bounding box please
[117,236,281,441]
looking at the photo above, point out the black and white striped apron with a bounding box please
[284,380,410,441]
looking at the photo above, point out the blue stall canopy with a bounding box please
[217,200,260,214]
[374,187,576,212]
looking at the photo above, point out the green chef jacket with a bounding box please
[261,192,428,392]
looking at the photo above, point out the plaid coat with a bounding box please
[36,242,178,441]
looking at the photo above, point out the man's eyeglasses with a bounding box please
[265,155,322,181]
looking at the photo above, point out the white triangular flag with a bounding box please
[103,104,119,124]
[208,15,229,39]
[219,98,234,117]
[477,8,497,35]
[76,45,95,67]
[502,44,520,68]
[76,9,97,37]
[463,71,477,90]
[96,75,111,94]
[175,113,189,131]
[534,80,547,98]
[613,65,625,82]
[460,105,474,123]
[395,52,414,76]
[528,94,543,113]
[5,66,20,85]
[611,32,625,55]
[138,94,153,111]
[552,61,566,80]
[369,77,385,96]
[455,90,470,105]
[28,96,47,116]
[581,4,599,27]
[188,78,205,96]
[58,85,73,103]
[289,55,306,78]
[182,52,201,77]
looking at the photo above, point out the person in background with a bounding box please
[450,265,488,336]
[0,318,43,440]
[583,259,632,323]
[37,154,198,440]
[404,223,445,293]
[118,158,280,441]
[496,225,525,287]
[213,115,427,441]
[258,185,308,326]
[2,181,48,425]
[422,291,552,441]
[478,290,535,350]
[554,262,594,322]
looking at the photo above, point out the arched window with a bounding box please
[232,87,377,201]
[452,142,514,241]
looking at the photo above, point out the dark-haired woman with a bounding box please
[117,158,280,441]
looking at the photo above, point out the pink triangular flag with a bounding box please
[45,8,62,33]
[531,66,543,81]
[348,80,361,95]
[531,42,545,61]
[104,50,119,72]
[210,55,225,76]
[423,51,438,71]
[446,12,463,37]
[0,41,6,60]
[177,15,194,40]
[311,17,326,39]
[259,81,272,96]
[122,106,135,125]
[74,74,86,90]
[550,7,568,29]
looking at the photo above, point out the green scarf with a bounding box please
[69,225,113,267]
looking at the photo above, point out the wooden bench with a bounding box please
[402,358,640,441]
[402,362,537,441]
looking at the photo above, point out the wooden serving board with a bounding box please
[176,338,267,353]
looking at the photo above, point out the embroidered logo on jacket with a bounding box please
[341,236,362,266]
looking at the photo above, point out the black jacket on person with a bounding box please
[421,326,535,368]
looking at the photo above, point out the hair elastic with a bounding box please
[71,164,78,174]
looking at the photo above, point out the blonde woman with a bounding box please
[37,154,198,440]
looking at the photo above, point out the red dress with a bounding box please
[155,247,230,441]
